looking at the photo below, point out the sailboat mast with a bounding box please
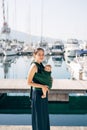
[7,0,9,24]
[41,0,44,43]
[2,0,6,24]
[1,0,10,34]
[14,0,16,30]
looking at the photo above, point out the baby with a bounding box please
[41,65,52,98]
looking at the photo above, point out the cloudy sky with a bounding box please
[0,0,87,40]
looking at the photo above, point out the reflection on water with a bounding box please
[64,55,75,71]
[0,55,71,79]
[52,55,63,67]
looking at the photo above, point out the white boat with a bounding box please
[69,52,87,80]
[39,41,51,55]
[64,48,80,57]
[21,44,34,55]
[79,40,87,50]
[64,39,80,57]
[52,55,63,61]
[3,46,18,56]
[51,41,64,55]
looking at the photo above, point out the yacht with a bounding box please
[21,44,34,55]
[39,41,51,55]
[79,40,87,50]
[3,46,18,56]
[51,40,64,55]
[64,39,80,57]
[69,50,87,80]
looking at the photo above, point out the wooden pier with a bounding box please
[0,126,87,130]
[0,79,87,101]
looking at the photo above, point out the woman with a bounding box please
[27,48,50,130]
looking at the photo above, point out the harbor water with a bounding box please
[0,55,70,79]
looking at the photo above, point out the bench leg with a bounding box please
[48,93,69,102]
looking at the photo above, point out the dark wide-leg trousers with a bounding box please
[31,88,50,130]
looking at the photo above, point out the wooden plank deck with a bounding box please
[0,79,87,101]
[0,79,87,92]
[0,126,87,130]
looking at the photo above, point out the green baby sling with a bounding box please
[30,61,52,100]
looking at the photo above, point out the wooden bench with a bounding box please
[0,79,87,101]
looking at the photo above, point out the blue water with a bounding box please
[0,55,71,79]
[0,114,87,126]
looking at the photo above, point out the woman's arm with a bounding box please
[27,63,48,90]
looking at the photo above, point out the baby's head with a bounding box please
[44,65,51,72]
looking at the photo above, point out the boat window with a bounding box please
[52,46,62,49]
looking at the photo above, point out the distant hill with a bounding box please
[0,30,56,44]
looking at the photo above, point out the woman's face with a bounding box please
[35,50,44,62]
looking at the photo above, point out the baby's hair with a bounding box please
[45,64,51,68]
[33,48,44,55]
